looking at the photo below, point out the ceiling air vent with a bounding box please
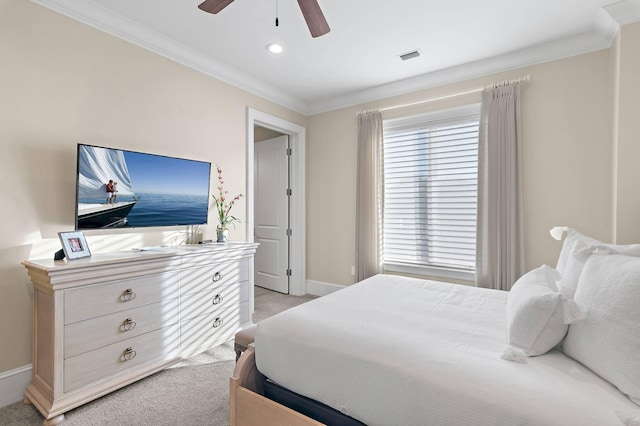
[398,49,421,61]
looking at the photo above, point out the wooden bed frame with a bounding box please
[229,345,324,426]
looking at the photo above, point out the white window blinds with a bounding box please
[383,104,480,277]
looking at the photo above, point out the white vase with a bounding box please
[217,228,228,243]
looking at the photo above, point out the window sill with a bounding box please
[384,262,475,283]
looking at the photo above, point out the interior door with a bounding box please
[254,135,290,294]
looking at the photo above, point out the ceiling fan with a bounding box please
[198,0,330,38]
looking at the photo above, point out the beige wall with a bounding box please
[307,49,618,286]
[254,126,284,142]
[0,0,306,373]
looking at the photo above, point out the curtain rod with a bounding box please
[379,74,530,112]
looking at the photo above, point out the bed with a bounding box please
[230,229,640,426]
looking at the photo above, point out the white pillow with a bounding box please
[555,229,640,298]
[563,253,640,406]
[505,265,568,357]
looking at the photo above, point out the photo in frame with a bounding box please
[58,231,91,260]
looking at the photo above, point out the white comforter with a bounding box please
[255,274,639,426]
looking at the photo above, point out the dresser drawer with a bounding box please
[181,260,248,295]
[64,324,179,393]
[64,298,179,358]
[180,281,248,321]
[64,272,179,324]
[181,301,249,353]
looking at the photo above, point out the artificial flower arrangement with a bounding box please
[212,165,242,241]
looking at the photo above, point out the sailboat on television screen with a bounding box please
[76,145,138,229]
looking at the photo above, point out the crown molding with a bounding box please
[307,25,617,114]
[603,0,640,25]
[308,2,627,114]
[30,0,311,115]
[30,0,635,117]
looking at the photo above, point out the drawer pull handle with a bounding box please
[121,347,137,362]
[212,272,223,282]
[212,294,223,305]
[120,289,137,302]
[121,318,137,332]
[212,317,224,328]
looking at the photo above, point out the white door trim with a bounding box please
[247,108,306,297]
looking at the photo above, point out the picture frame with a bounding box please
[58,231,91,260]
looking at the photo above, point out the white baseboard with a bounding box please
[305,280,345,297]
[0,364,31,409]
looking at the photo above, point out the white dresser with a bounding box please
[22,242,258,425]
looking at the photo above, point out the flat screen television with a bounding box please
[75,143,211,230]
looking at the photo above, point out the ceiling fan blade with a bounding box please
[198,0,235,14]
[297,0,330,37]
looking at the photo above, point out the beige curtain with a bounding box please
[476,83,525,291]
[356,109,384,282]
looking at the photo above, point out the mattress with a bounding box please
[255,274,639,426]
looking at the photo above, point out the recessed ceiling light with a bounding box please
[266,43,283,54]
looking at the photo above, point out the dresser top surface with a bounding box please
[23,242,259,272]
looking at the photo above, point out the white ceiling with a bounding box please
[31,0,640,115]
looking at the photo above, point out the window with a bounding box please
[382,104,480,280]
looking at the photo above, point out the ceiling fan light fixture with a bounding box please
[266,43,284,54]
[198,0,330,38]
[198,0,234,14]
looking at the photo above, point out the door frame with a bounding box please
[247,108,306,297]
